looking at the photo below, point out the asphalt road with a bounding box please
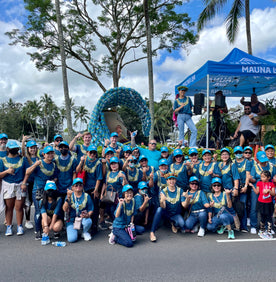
[0,214,275,282]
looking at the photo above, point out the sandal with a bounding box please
[150,232,157,242]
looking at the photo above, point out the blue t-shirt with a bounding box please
[55,155,78,193]
[234,159,251,185]
[126,167,143,195]
[66,192,94,223]
[218,162,240,190]
[33,160,59,192]
[0,156,29,184]
[208,192,228,216]
[84,158,103,192]
[268,157,276,166]
[184,190,208,212]
[170,162,188,190]
[173,97,193,115]
[105,170,125,198]
[251,162,276,185]
[0,150,7,158]
[113,199,136,229]
[195,162,221,193]
[161,187,185,216]
[75,144,90,163]
[41,197,63,217]
[138,147,161,170]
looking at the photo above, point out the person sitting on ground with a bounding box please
[41,181,63,245]
[231,105,259,147]
[149,173,186,242]
[63,178,93,242]
[206,177,235,239]
[240,93,268,116]
[108,184,145,247]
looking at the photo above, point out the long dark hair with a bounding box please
[42,189,58,210]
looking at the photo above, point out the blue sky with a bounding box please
[0,0,276,118]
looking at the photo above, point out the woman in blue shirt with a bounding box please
[150,173,186,242]
[173,86,197,147]
[63,178,94,242]
[0,140,29,236]
[109,184,145,247]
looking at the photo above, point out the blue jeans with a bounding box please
[207,213,234,232]
[66,218,92,243]
[177,113,197,147]
[151,207,185,232]
[113,225,145,248]
[239,193,247,230]
[185,210,208,229]
[250,188,258,228]
[32,189,42,233]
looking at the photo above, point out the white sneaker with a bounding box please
[270,229,275,235]
[250,227,257,234]
[108,232,116,245]
[191,224,199,233]
[25,221,34,229]
[82,232,92,241]
[197,227,205,237]
[17,225,24,236]
[247,218,250,227]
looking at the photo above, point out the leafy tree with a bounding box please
[198,0,252,54]
[6,0,197,91]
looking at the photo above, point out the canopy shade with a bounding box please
[175,48,276,97]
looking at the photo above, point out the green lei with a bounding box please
[162,186,181,204]
[55,156,75,172]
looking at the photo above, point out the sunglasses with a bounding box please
[244,108,251,110]
[190,182,198,185]
[55,139,63,142]
[175,155,183,158]
[235,152,242,154]
[150,143,157,145]
[212,184,221,187]
[244,151,252,154]
[74,183,83,187]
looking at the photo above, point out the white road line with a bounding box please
[217,238,276,243]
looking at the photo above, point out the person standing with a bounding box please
[174,86,197,148]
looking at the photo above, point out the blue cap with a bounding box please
[104,147,115,155]
[212,177,222,184]
[265,144,275,151]
[159,158,169,166]
[72,178,83,185]
[54,134,63,141]
[244,146,253,152]
[87,145,97,152]
[123,145,131,152]
[58,141,69,148]
[132,146,139,152]
[6,140,20,149]
[110,132,118,137]
[110,156,119,163]
[257,151,269,163]
[173,149,183,157]
[138,181,148,190]
[202,149,211,156]
[44,181,57,191]
[160,146,169,152]
[0,133,8,139]
[189,148,198,155]
[139,155,148,162]
[122,184,133,193]
[43,146,54,154]
[234,146,243,153]
[220,147,230,154]
[26,140,37,148]
[189,176,199,183]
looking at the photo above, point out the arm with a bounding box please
[233,121,241,138]
[139,195,151,213]
[26,159,41,177]
[160,192,166,209]
[225,190,232,209]
[115,200,124,218]
[69,133,83,151]
[257,103,268,116]
[76,155,86,173]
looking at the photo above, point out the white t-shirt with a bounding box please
[239,114,259,135]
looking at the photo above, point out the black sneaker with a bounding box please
[35,232,42,240]
[54,232,60,239]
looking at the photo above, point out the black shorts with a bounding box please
[240,130,256,141]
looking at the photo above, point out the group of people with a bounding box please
[175,86,267,148]
[0,129,276,248]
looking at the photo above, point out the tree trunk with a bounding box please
[143,0,155,141]
[55,0,74,140]
[245,0,252,55]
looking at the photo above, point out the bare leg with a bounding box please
[15,198,25,226]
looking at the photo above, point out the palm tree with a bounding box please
[74,106,90,132]
[198,0,252,54]
[22,100,41,138]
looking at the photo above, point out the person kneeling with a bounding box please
[63,178,93,243]
[108,184,145,247]
[41,181,63,245]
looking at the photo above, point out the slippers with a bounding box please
[150,233,157,242]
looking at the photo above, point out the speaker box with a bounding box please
[194,93,204,115]
[215,95,226,108]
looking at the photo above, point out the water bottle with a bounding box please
[130,223,136,241]
[64,211,70,222]
[52,241,66,247]
[132,130,137,137]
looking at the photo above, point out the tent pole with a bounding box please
[206,74,210,148]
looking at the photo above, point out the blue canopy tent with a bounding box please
[175,48,276,147]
